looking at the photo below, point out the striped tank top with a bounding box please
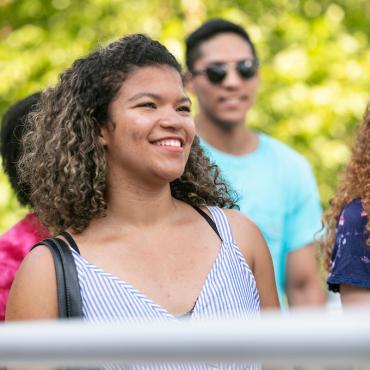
[71,206,260,369]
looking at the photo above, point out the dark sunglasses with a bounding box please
[192,59,259,84]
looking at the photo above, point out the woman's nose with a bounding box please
[159,108,183,129]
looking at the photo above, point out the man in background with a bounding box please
[0,92,49,320]
[185,19,325,306]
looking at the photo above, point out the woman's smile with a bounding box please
[151,137,184,152]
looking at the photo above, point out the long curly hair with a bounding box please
[322,103,370,270]
[18,34,237,234]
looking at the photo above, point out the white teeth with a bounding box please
[223,96,241,103]
[156,139,181,147]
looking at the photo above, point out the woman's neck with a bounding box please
[90,171,178,234]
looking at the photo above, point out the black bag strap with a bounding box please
[32,237,83,319]
[192,206,222,241]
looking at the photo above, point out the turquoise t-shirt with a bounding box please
[200,133,322,304]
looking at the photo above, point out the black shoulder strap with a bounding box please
[192,206,222,241]
[59,231,80,254]
[32,237,83,319]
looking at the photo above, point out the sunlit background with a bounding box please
[0,0,369,232]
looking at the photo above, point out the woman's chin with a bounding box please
[155,169,185,185]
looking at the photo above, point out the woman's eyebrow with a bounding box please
[127,93,160,102]
[178,96,192,105]
[128,93,192,105]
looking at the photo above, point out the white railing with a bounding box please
[0,309,369,368]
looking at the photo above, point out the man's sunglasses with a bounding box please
[192,59,259,84]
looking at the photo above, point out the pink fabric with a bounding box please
[0,213,49,320]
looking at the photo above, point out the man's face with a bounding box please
[188,32,260,130]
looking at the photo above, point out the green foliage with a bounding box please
[0,0,369,232]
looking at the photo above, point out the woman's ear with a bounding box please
[99,126,109,147]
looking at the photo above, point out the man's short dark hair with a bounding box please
[0,92,41,206]
[185,18,258,72]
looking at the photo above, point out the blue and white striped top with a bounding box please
[71,206,260,370]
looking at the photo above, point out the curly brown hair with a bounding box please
[18,34,237,234]
[322,103,370,270]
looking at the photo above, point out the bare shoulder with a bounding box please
[223,208,279,309]
[222,208,266,268]
[223,208,259,233]
[6,245,58,321]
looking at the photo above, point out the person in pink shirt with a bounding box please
[0,92,49,320]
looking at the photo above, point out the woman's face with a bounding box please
[100,65,195,186]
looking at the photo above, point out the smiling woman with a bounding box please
[6,33,279,369]
[100,65,195,186]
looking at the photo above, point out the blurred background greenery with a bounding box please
[0,0,369,232]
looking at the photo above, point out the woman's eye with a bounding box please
[137,102,156,109]
[177,105,191,113]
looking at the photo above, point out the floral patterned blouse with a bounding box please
[327,198,370,292]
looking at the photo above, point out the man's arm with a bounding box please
[285,243,325,306]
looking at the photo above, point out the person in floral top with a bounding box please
[0,93,49,320]
[323,103,370,306]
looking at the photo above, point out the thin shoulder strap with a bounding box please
[59,231,80,254]
[207,207,235,244]
[32,237,83,318]
[192,205,222,241]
